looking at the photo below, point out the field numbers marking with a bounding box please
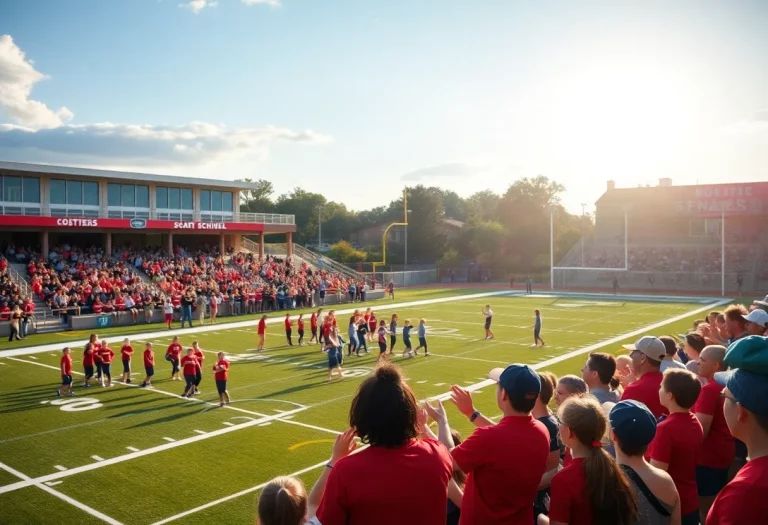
[46,397,103,412]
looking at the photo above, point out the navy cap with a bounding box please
[609,400,657,448]
[714,336,768,418]
[488,364,541,402]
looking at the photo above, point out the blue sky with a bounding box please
[1,0,767,213]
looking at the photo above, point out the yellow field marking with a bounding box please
[288,439,335,451]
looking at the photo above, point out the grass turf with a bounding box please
[0,290,726,524]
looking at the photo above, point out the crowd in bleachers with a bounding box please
[18,243,368,327]
[578,245,758,273]
[254,300,768,525]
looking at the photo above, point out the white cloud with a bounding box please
[0,35,73,130]
[241,0,281,7]
[722,110,768,136]
[178,0,218,14]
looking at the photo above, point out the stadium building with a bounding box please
[0,161,297,258]
[555,179,768,294]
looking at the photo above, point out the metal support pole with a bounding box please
[721,209,725,297]
[550,208,554,290]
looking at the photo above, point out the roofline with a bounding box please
[0,161,263,191]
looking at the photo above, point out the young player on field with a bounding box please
[297,314,305,346]
[368,310,377,343]
[120,338,133,383]
[140,342,155,388]
[414,318,429,356]
[181,348,200,398]
[309,310,318,344]
[166,336,182,380]
[402,319,413,358]
[284,313,293,346]
[482,305,494,340]
[532,309,546,348]
[99,339,115,387]
[213,351,230,406]
[325,329,343,382]
[257,314,267,351]
[82,336,96,387]
[57,347,74,397]
[376,320,388,363]
[356,315,369,356]
[192,340,204,395]
[388,314,398,354]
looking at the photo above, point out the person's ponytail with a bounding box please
[560,397,637,525]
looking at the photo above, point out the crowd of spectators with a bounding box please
[256,300,768,525]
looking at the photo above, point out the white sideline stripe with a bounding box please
[0,405,308,496]
[221,422,233,427]
[162,437,176,442]
[126,447,139,452]
[193,430,206,435]
[53,465,67,472]
[148,297,728,524]
[427,353,508,365]
[91,455,104,462]
[0,461,124,525]
[0,289,520,358]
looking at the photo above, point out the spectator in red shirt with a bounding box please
[285,313,293,346]
[120,338,134,384]
[140,342,155,388]
[708,336,768,524]
[610,400,681,524]
[213,351,230,407]
[621,336,669,418]
[166,336,183,381]
[257,314,267,351]
[693,345,733,522]
[427,364,550,525]
[543,396,638,525]
[314,364,452,525]
[649,368,703,525]
[180,348,200,398]
[57,347,74,397]
[99,339,115,388]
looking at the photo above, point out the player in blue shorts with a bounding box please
[326,330,343,382]
[401,319,413,358]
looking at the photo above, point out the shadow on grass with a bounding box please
[124,404,206,428]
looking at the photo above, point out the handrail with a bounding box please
[5,262,32,300]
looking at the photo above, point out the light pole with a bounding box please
[404,209,412,273]
[581,203,586,267]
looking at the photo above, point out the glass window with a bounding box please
[222,191,233,212]
[168,187,180,209]
[3,176,21,202]
[67,181,83,205]
[155,187,167,209]
[108,183,121,206]
[50,179,67,205]
[181,188,193,210]
[200,190,210,211]
[136,185,149,208]
[211,190,222,211]
[22,177,40,203]
[83,182,99,206]
[121,184,135,207]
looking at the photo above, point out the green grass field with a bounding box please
[0,289,729,525]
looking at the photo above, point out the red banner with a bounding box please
[0,216,266,232]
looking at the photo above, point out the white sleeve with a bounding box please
[306,517,322,525]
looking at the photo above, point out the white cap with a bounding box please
[744,309,768,327]
[622,336,666,361]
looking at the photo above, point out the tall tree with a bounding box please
[402,185,447,263]
[237,178,275,213]
[274,188,328,245]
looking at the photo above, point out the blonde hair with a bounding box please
[256,476,307,525]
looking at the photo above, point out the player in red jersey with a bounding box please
[119,338,134,383]
[82,335,97,387]
[284,313,293,346]
[297,314,305,346]
[140,342,155,388]
[57,347,74,397]
[368,311,377,343]
[213,351,230,407]
[166,336,183,380]
[257,314,267,351]
[99,339,115,387]
[309,311,318,344]
[181,348,200,398]
[192,341,204,395]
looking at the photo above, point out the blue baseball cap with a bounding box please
[609,400,657,448]
[714,336,768,418]
[488,364,541,402]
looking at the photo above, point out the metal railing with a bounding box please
[237,240,362,280]
[5,262,32,300]
[0,204,295,225]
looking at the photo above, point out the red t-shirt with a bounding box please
[563,447,573,467]
[92,303,103,314]
[213,359,229,381]
[120,345,133,361]
[99,348,114,364]
[258,319,266,335]
[316,438,452,525]
[82,348,95,367]
[61,354,73,376]
[707,456,768,524]
[92,343,102,363]
[193,349,204,364]
[620,370,668,418]
[310,313,317,328]
[166,343,182,359]
[284,318,292,330]
[549,457,592,525]
[694,381,735,469]
[648,411,703,515]
[181,355,198,376]
[298,318,304,330]
[451,415,550,525]
[143,349,154,367]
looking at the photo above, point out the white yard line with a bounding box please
[0,461,124,525]
[0,290,521,358]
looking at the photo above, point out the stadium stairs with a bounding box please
[6,262,63,333]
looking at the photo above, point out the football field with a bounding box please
[0,289,729,524]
